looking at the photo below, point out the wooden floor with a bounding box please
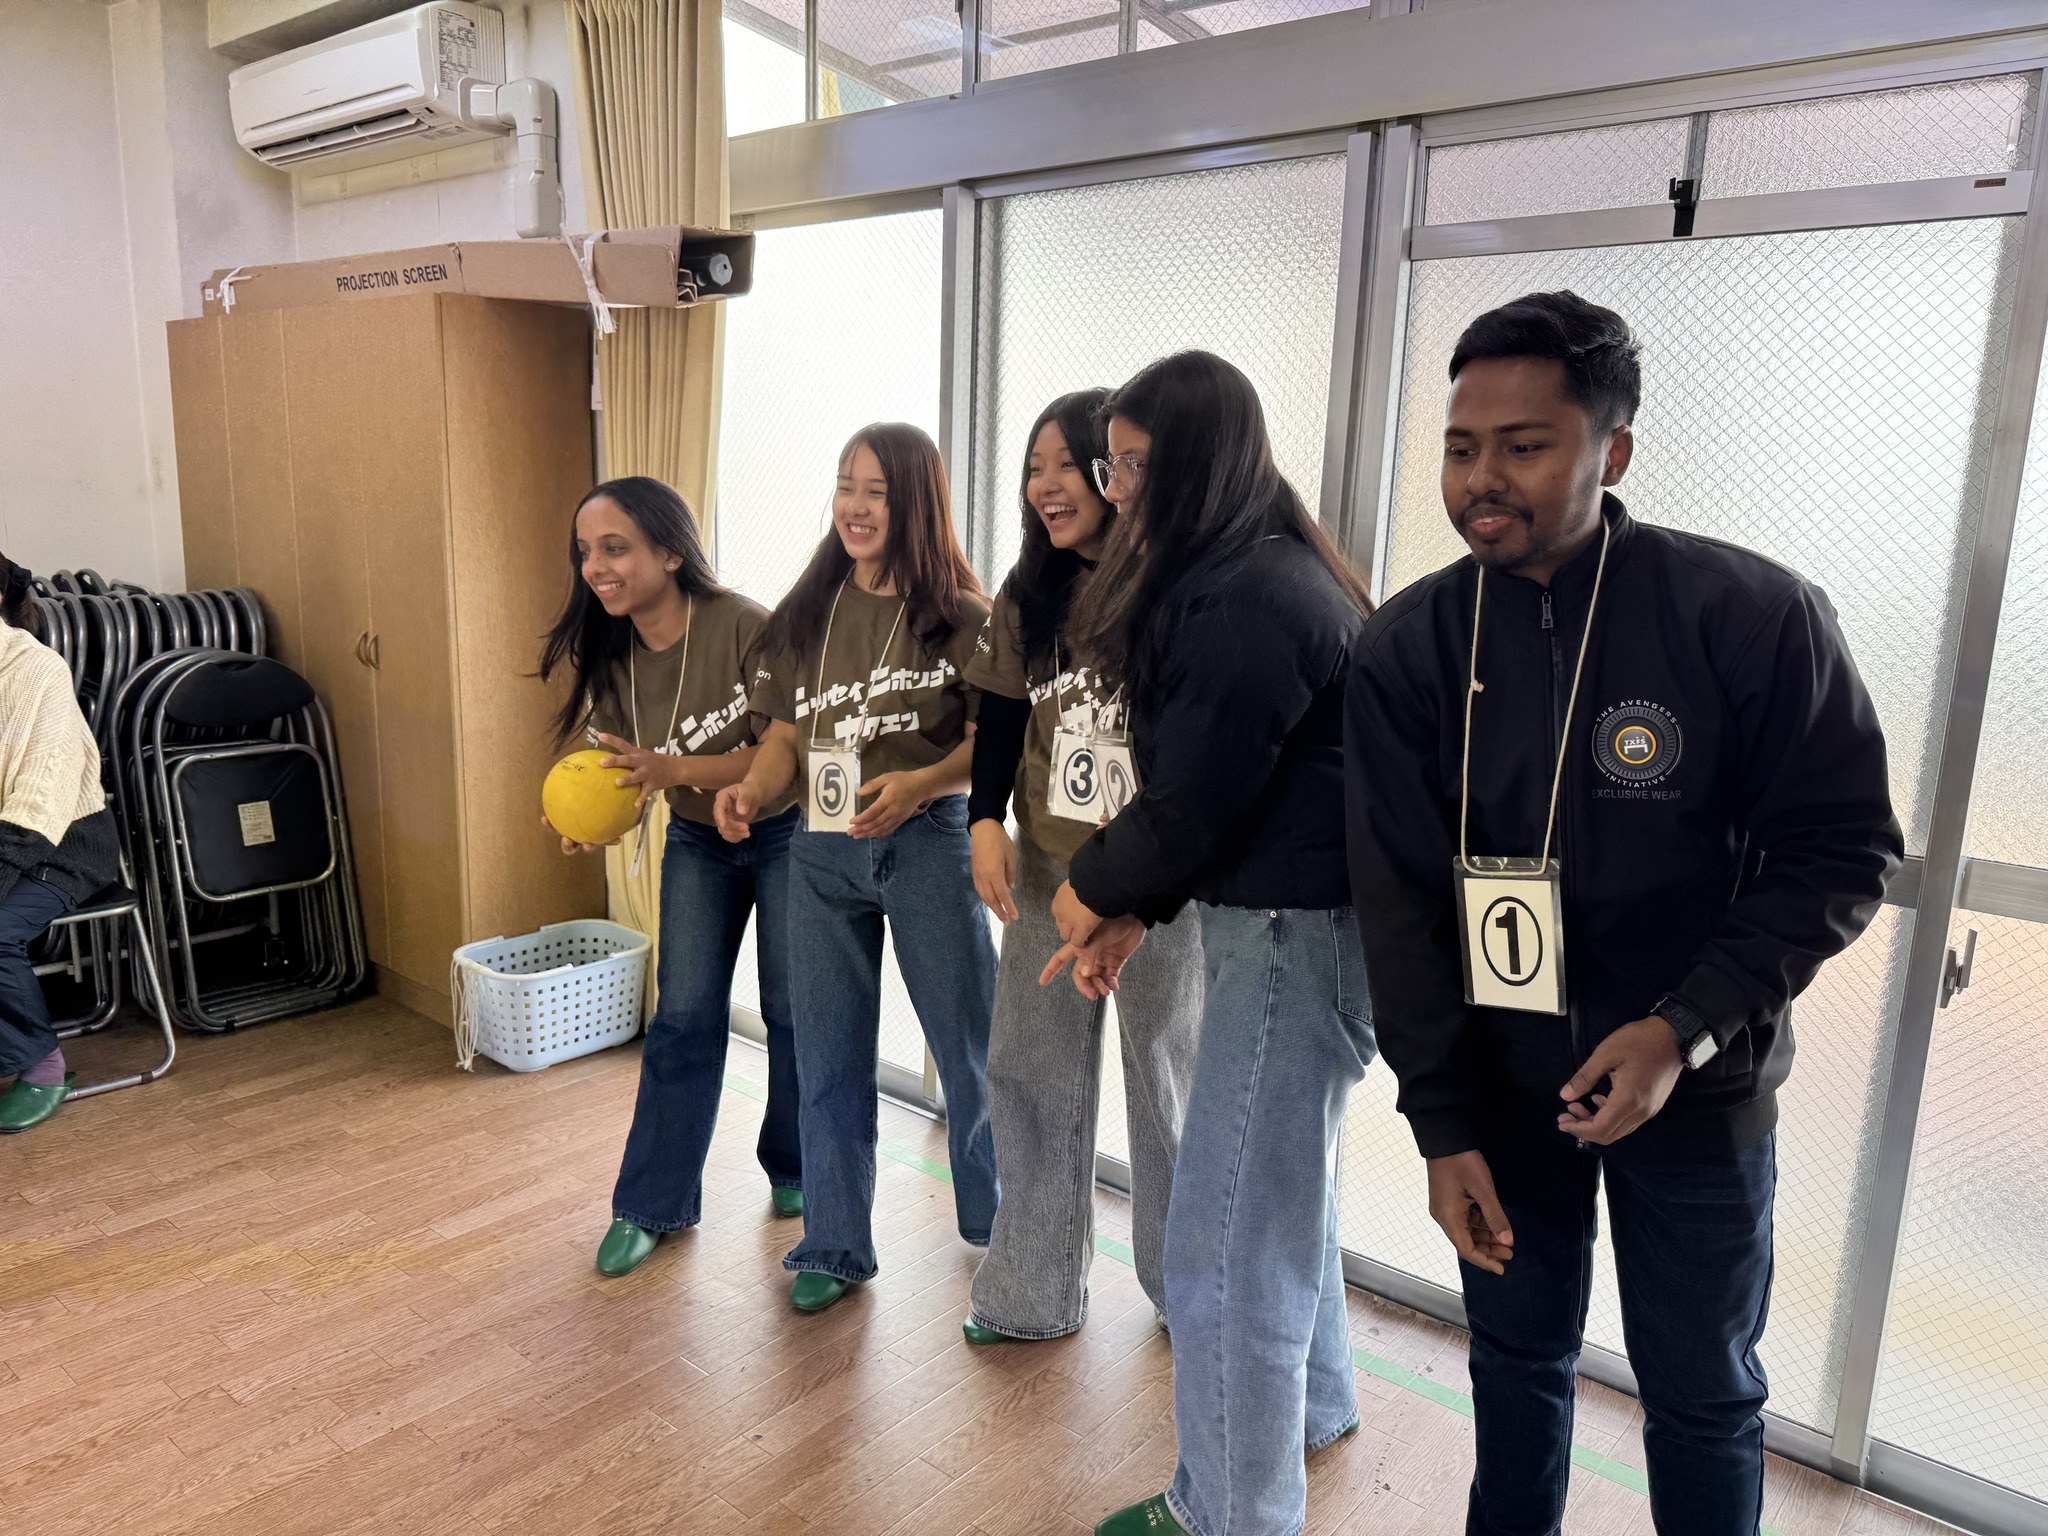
[4,997,1962,1536]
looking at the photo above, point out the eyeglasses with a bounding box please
[1091,453,1147,497]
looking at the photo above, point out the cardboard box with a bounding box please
[199,225,753,318]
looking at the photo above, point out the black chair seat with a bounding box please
[58,883,141,923]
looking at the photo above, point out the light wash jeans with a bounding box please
[783,794,999,1282]
[1165,904,1377,1536]
[969,837,1202,1337]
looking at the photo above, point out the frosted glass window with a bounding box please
[1874,910,2048,1499]
[980,0,1119,82]
[718,209,944,1077]
[1704,75,2036,200]
[1423,118,1690,225]
[816,0,961,114]
[971,155,1348,583]
[1381,219,2024,852]
[723,5,805,134]
[1966,354,2048,870]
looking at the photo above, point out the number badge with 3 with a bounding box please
[1453,857,1568,1015]
[1049,727,1137,825]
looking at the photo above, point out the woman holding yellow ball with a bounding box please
[539,477,803,1278]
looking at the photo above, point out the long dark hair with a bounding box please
[1069,351,1372,700]
[0,556,40,637]
[759,423,982,663]
[1001,389,1111,671]
[538,476,725,745]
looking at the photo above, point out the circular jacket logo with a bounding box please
[1593,700,1683,785]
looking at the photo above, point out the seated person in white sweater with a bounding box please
[0,557,120,1134]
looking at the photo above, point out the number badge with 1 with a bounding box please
[1046,655,1137,825]
[805,583,904,835]
[1453,520,1611,1016]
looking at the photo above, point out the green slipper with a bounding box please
[595,1219,659,1277]
[788,1272,852,1312]
[1310,1416,1361,1456]
[962,1317,1013,1346]
[771,1186,804,1218]
[1096,1495,1189,1534]
[0,1072,74,1134]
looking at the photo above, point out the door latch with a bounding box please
[1668,176,1700,238]
[1939,927,1978,1008]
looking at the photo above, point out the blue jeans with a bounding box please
[611,808,801,1232]
[1462,1124,1776,1536]
[783,794,999,1282]
[0,876,73,1076]
[1166,905,1377,1536]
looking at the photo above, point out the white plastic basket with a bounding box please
[449,919,649,1072]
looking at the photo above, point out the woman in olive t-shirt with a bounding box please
[961,390,1201,1346]
[715,423,997,1315]
[539,477,804,1282]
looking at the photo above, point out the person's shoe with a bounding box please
[0,1072,74,1134]
[1095,1495,1189,1534]
[789,1272,851,1312]
[594,1219,659,1277]
[962,1317,1013,1346]
[771,1186,804,1218]
[1310,1416,1362,1456]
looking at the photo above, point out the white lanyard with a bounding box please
[811,578,906,748]
[628,594,692,753]
[1050,639,1125,738]
[1458,517,1611,873]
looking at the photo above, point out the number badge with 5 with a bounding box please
[1454,856,1567,1014]
[808,748,861,834]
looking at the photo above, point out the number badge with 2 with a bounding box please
[1453,856,1567,1015]
[1049,726,1136,825]
[807,747,862,834]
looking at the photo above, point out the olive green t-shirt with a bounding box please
[586,589,794,825]
[966,593,1129,864]
[749,579,990,819]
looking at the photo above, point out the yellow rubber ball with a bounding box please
[542,750,643,846]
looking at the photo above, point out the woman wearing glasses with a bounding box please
[961,390,1201,1346]
[715,423,997,1315]
[1042,353,1376,1536]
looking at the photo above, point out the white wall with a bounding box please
[0,0,164,587]
[0,0,589,592]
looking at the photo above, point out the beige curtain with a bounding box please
[565,0,727,1007]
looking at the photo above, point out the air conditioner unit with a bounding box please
[229,1,507,174]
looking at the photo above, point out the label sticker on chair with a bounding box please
[237,800,277,847]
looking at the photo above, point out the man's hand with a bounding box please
[971,820,1019,923]
[594,732,679,809]
[1427,1150,1515,1276]
[714,781,761,843]
[1556,1016,1685,1145]
[849,770,928,840]
[1039,914,1147,1000]
[1051,880,1102,949]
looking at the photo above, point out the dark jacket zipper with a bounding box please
[1544,588,1592,1083]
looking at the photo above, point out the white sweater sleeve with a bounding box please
[0,636,104,847]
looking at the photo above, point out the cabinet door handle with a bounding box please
[354,631,371,667]
[367,633,381,669]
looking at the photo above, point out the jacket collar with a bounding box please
[1479,493,1634,617]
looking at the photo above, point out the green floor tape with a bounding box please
[723,1073,1782,1531]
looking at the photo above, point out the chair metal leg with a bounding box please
[65,909,177,1103]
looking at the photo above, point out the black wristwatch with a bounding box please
[1655,995,1720,1070]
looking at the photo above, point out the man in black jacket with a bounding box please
[1345,291,1902,1536]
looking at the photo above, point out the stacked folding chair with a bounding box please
[28,575,361,1072]
[108,649,366,1030]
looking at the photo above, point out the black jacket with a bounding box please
[1070,534,1364,921]
[1345,497,1902,1159]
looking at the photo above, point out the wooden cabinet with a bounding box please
[167,294,605,1025]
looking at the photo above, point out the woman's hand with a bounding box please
[1040,915,1147,1001]
[849,770,928,841]
[595,732,679,809]
[1051,880,1103,949]
[543,813,611,855]
[714,781,761,843]
[971,820,1019,923]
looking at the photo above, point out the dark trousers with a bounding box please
[610,808,801,1231]
[0,875,72,1076]
[1462,1121,1776,1536]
